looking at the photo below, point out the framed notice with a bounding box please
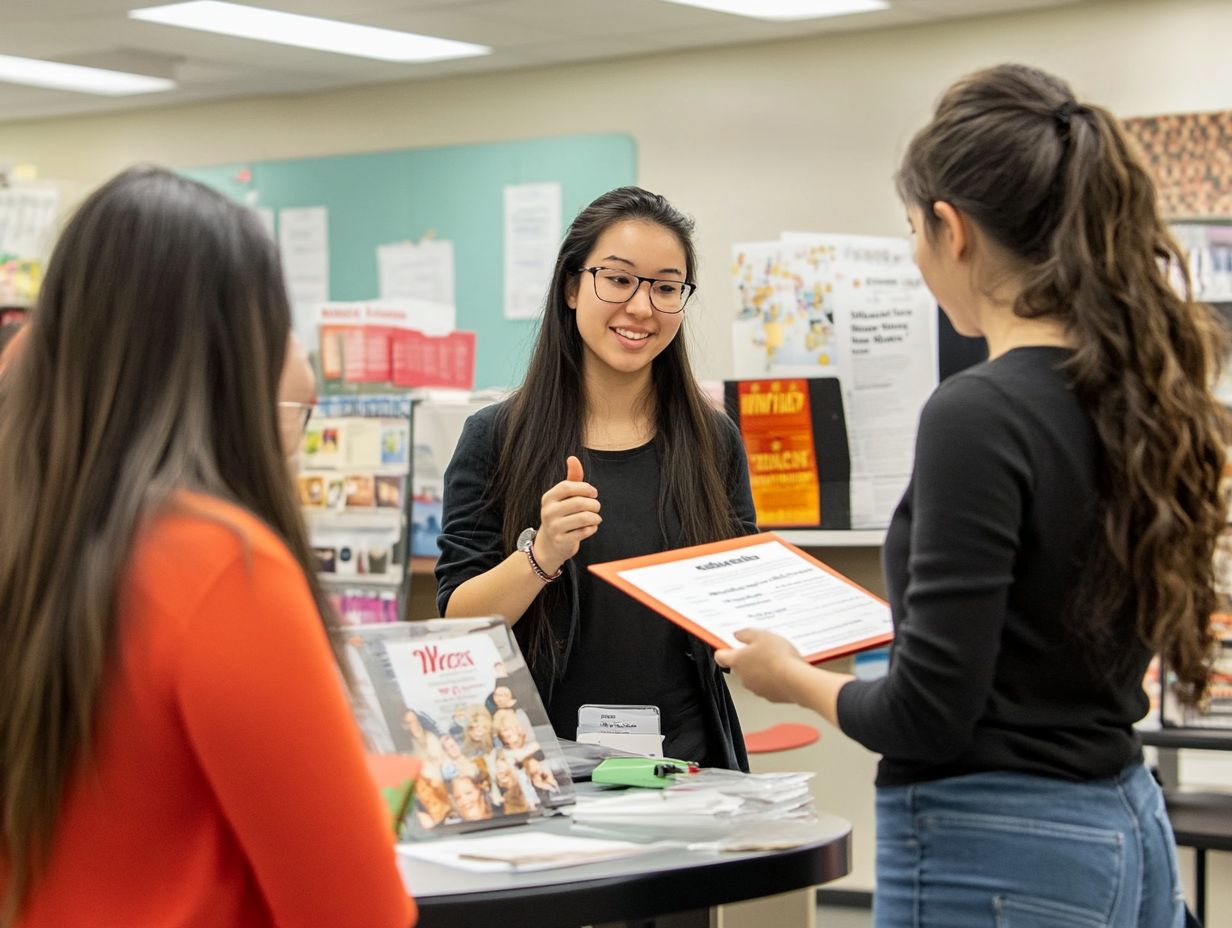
[590,533,891,664]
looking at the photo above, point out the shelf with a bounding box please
[302,507,404,529]
[776,529,885,548]
[319,570,404,587]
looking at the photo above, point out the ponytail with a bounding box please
[899,64,1229,705]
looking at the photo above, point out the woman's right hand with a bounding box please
[534,455,601,575]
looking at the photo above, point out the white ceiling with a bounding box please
[0,0,1088,123]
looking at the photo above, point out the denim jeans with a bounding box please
[874,763,1185,927]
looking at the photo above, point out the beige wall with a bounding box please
[4,0,1232,383]
[4,0,1230,906]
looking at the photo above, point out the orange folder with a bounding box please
[589,532,892,664]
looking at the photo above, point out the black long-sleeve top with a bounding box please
[837,347,1152,787]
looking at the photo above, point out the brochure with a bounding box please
[338,618,574,838]
[589,533,892,664]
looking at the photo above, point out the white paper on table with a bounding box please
[378,239,455,306]
[397,830,668,872]
[278,206,329,346]
[591,534,892,663]
[571,789,744,819]
[503,182,561,320]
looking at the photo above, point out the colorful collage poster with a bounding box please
[1123,110,1232,219]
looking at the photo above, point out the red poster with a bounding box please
[362,326,392,383]
[342,328,368,383]
[392,329,476,390]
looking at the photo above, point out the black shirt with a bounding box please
[547,441,710,765]
[837,347,1151,786]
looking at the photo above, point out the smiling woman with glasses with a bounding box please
[435,186,758,772]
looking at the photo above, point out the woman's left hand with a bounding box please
[715,629,808,704]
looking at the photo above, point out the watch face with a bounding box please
[516,527,536,551]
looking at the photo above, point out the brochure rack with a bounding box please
[297,393,414,623]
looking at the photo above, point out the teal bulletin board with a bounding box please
[182,133,636,389]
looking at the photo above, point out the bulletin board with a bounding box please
[182,133,636,389]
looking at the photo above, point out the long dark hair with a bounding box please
[0,167,339,920]
[898,64,1229,705]
[494,186,744,674]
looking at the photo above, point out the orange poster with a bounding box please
[735,379,821,526]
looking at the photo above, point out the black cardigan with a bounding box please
[434,401,758,771]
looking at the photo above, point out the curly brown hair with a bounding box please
[898,64,1229,707]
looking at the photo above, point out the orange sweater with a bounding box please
[10,494,416,927]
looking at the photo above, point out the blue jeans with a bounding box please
[874,763,1185,927]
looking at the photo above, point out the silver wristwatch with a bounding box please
[517,527,561,583]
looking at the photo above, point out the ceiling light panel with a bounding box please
[658,0,890,21]
[0,54,176,96]
[129,1,491,63]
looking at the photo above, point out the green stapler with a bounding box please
[591,757,699,789]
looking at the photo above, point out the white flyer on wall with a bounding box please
[780,233,938,529]
[278,206,329,345]
[503,182,561,320]
[378,239,456,307]
[0,186,60,260]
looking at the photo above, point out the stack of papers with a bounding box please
[397,830,672,872]
[672,769,816,818]
[571,771,817,831]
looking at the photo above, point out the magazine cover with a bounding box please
[339,618,574,838]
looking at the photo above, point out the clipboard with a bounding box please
[589,532,892,664]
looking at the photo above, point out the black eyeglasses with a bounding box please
[578,266,697,314]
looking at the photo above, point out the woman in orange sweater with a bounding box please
[0,167,416,928]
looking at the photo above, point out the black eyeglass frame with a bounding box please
[577,266,698,314]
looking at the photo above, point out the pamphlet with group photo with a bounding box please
[589,532,892,664]
[339,618,574,839]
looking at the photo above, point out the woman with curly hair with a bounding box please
[720,64,1226,928]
